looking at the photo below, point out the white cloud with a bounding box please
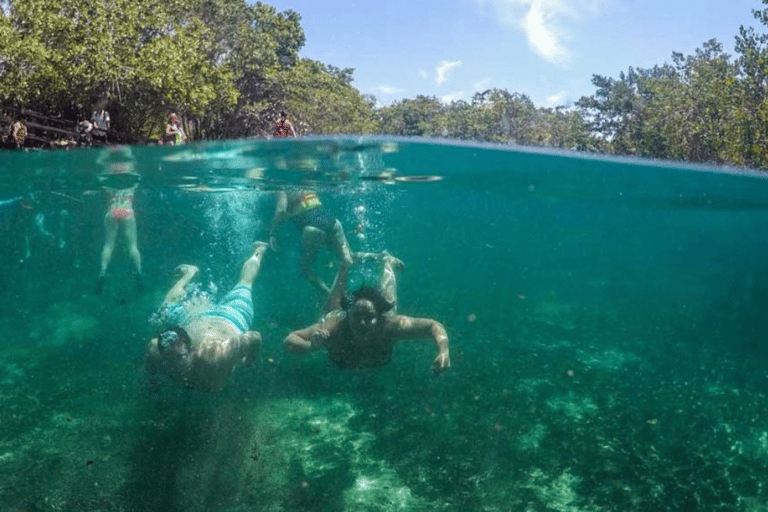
[418,69,429,79]
[542,90,570,107]
[441,92,466,103]
[436,60,462,85]
[371,85,405,95]
[473,77,492,91]
[477,0,604,65]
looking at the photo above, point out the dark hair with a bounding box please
[279,109,288,118]
[157,326,191,352]
[344,286,394,315]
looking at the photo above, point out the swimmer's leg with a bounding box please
[123,216,142,275]
[379,251,405,314]
[322,256,351,316]
[163,264,199,305]
[300,226,330,294]
[329,219,354,268]
[96,213,119,293]
[99,213,119,277]
[354,251,380,262]
[123,216,143,290]
[237,241,269,288]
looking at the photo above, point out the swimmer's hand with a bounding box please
[433,350,450,375]
[310,329,330,347]
[269,236,278,251]
[239,331,262,365]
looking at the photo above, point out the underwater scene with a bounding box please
[1,138,768,511]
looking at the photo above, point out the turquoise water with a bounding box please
[1,138,768,511]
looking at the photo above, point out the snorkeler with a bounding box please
[268,189,354,295]
[283,251,451,374]
[146,242,268,391]
[95,145,143,294]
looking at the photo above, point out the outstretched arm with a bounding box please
[145,339,161,394]
[236,331,261,364]
[221,330,261,364]
[269,191,288,250]
[284,317,337,354]
[162,264,199,305]
[391,316,450,374]
[322,261,351,316]
[196,330,261,367]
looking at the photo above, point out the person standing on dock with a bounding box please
[90,99,111,145]
[10,114,27,149]
[162,113,187,145]
[77,120,93,147]
[273,109,297,138]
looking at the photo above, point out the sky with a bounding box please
[264,0,764,108]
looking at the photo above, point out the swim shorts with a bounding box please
[201,285,254,333]
[291,207,337,237]
[160,285,254,334]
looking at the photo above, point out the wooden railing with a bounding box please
[2,107,80,147]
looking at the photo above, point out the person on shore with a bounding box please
[77,120,93,147]
[146,242,268,391]
[284,251,451,374]
[10,115,27,149]
[269,188,354,295]
[273,109,297,138]
[95,145,143,294]
[90,100,110,145]
[162,113,187,145]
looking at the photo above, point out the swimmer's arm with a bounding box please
[145,339,161,392]
[271,192,287,228]
[232,331,261,364]
[269,191,288,247]
[391,316,451,374]
[208,332,261,362]
[284,320,335,354]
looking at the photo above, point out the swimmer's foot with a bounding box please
[252,241,269,257]
[176,264,199,278]
[381,250,405,271]
[354,250,405,270]
[95,275,106,295]
[134,272,145,292]
[354,251,380,262]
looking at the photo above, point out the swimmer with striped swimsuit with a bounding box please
[146,242,268,391]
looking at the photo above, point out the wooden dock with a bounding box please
[2,108,79,147]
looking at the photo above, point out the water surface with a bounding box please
[1,138,767,511]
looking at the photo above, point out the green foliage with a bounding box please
[0,0,307,141]
[2,0,768,169]
[377,95,445,136]
[374,89,594,151]
[575,36,768,167]
[278,59,379,135]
